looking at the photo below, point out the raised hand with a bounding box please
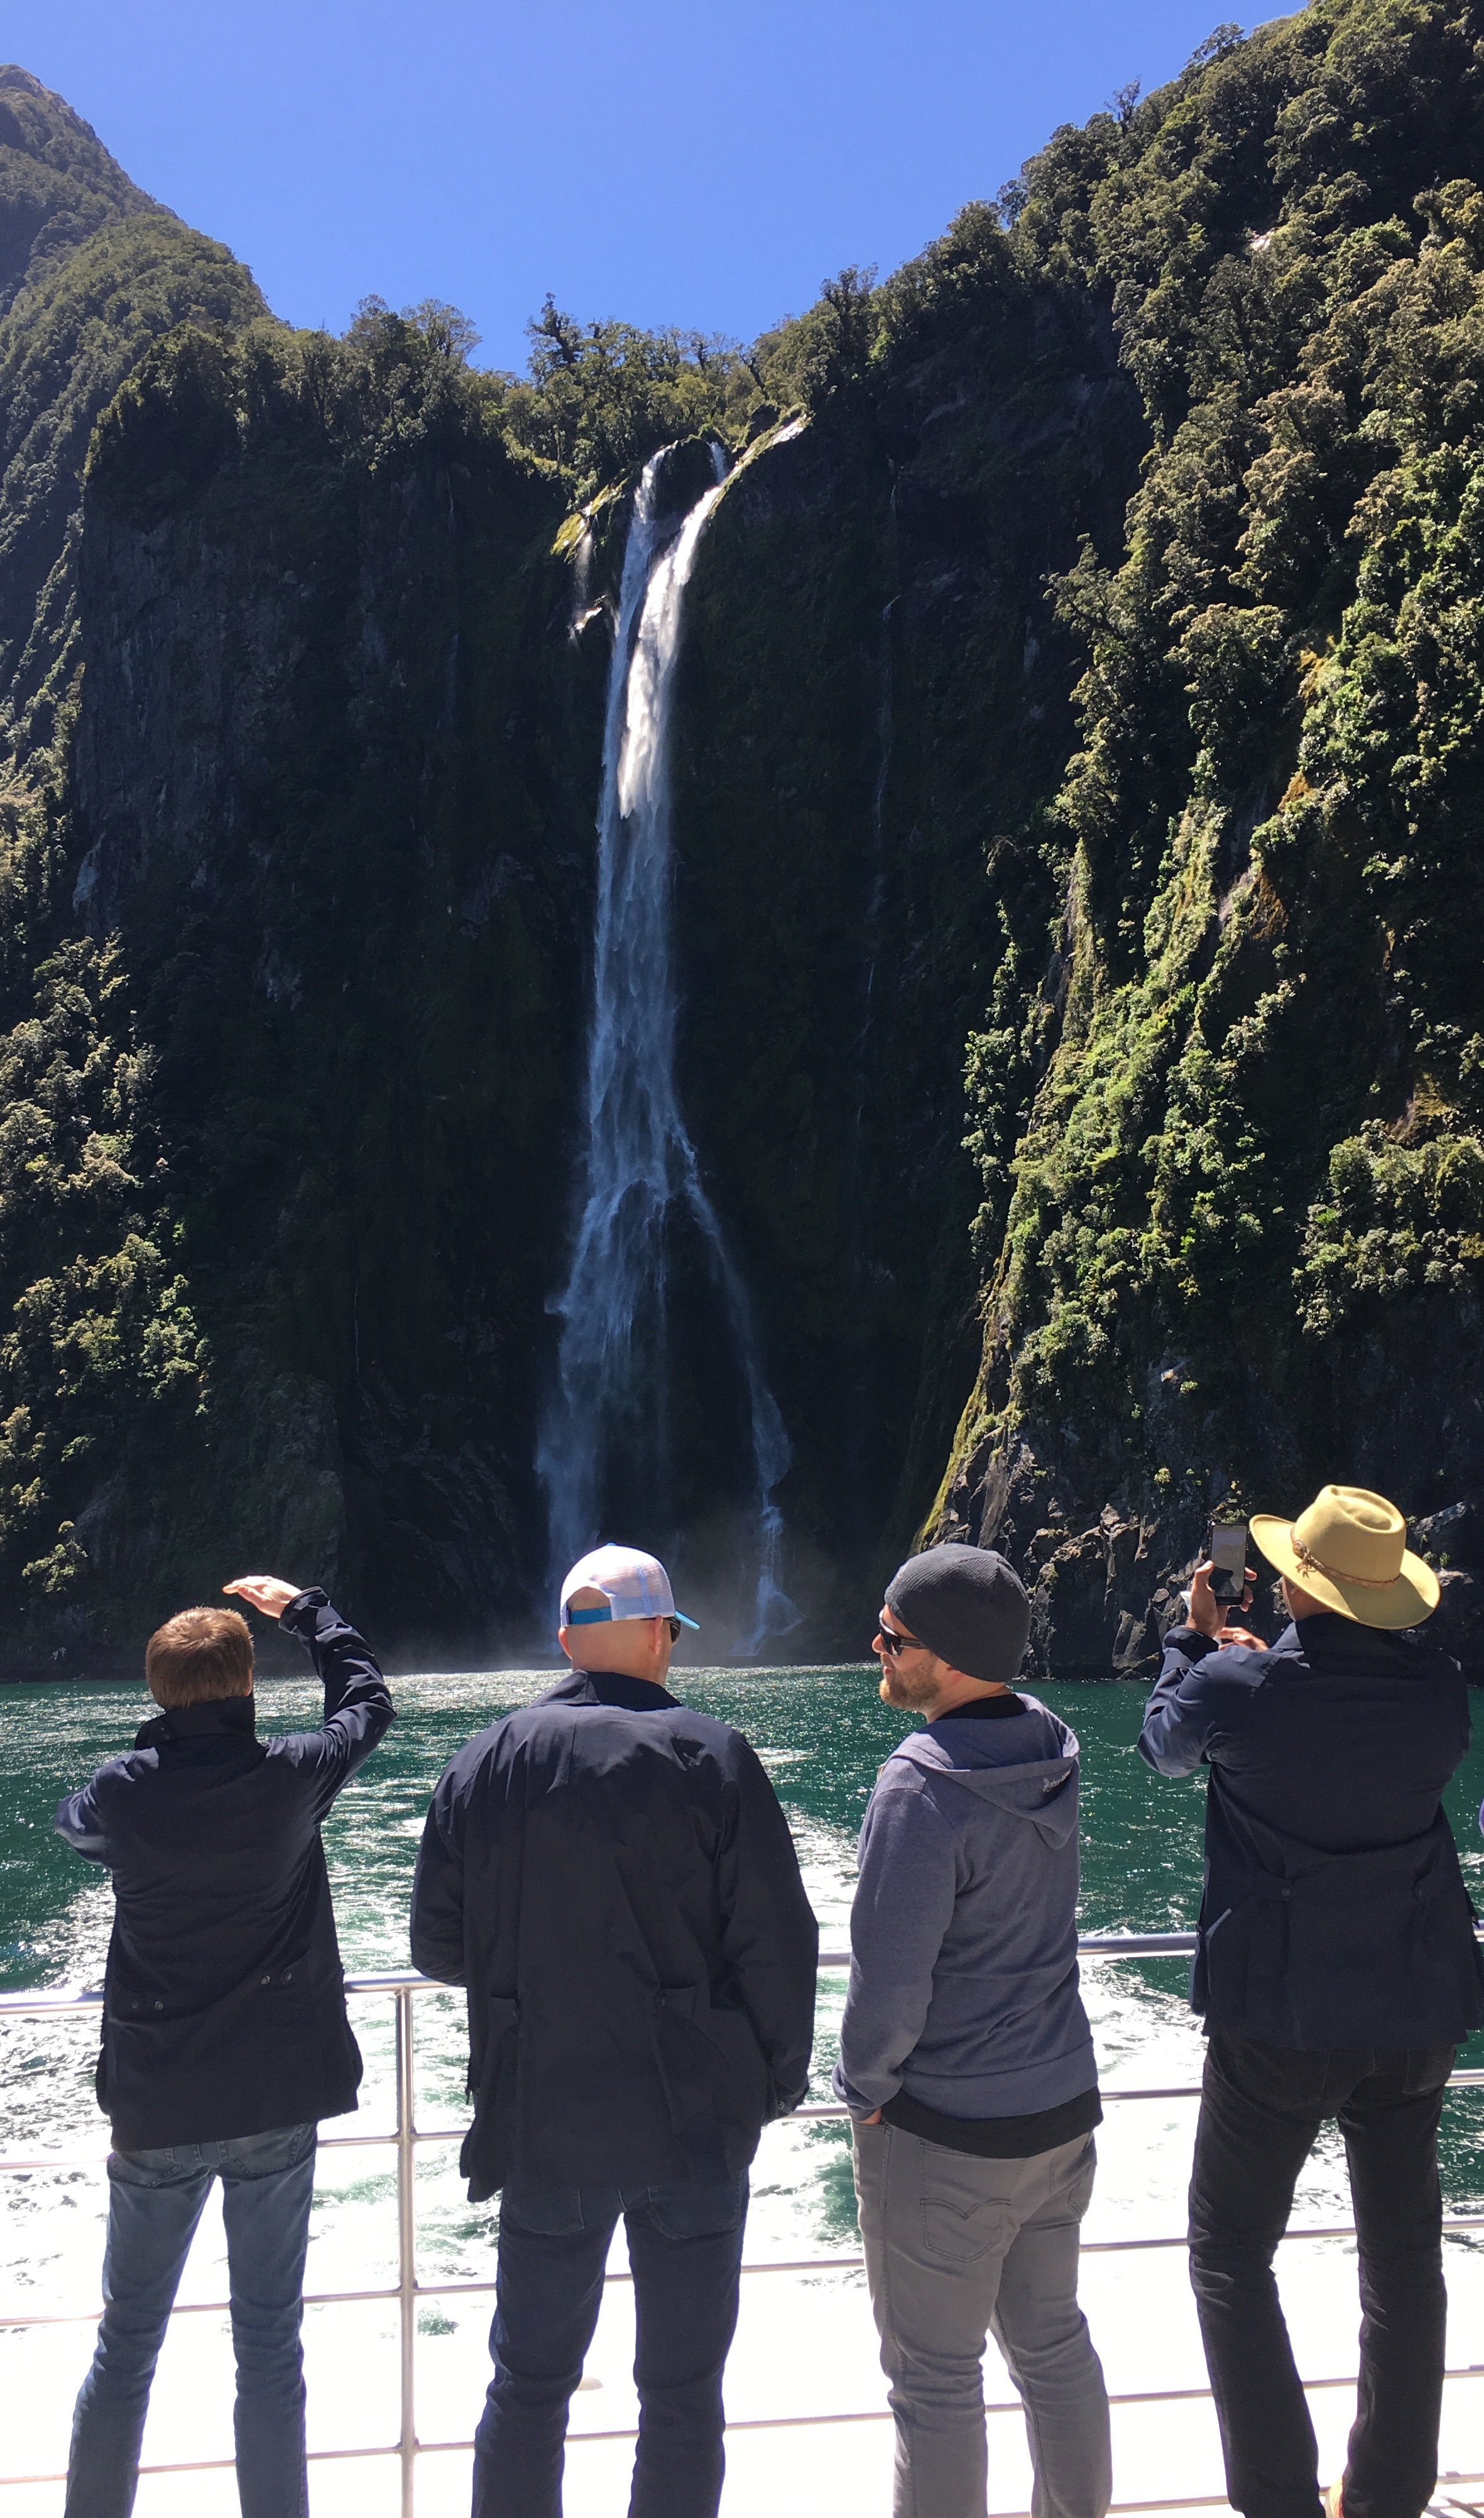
[223,1576,302,1620]
[1187,1563,1224,1638]
[1189,1561,1260,1642]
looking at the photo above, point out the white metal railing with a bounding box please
[2,1938,1483,2515]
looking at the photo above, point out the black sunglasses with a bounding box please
[876,1621,928,1657]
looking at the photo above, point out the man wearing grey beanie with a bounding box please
[836,1542,1110,2518]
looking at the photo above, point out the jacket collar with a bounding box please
[1274,1611,1432,1668]
[133,1694,258,1749]
[545,1667,680,1713]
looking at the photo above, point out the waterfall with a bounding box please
[537,443,797,1653]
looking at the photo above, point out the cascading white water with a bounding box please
[537,444,796,1651]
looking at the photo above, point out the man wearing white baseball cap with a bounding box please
[410,1542,817,2518]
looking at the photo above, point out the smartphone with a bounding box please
[1208,1519,1248,1606]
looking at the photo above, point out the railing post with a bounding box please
[396,1985,417,2518]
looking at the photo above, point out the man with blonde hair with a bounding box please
[57,1579,394,2518]
[1141,1485,1484,2518]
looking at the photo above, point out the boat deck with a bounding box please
[3,1959,1482,2515]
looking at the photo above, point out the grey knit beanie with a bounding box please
[884,1542,1031,1684]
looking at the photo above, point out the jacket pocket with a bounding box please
[461,1993,520,2197]
[650,1985,772,2142]
[1194,1893,1270,2034]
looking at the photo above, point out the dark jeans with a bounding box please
[66,2120,317,2518]
[472,2171,749,2518]
[1188,2032,1453,2518]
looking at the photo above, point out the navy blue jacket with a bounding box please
[56,1591,395,2149]
[410,1667,819,2199]
[1140,1613,1484,2050]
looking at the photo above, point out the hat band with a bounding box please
[1292,1537,1400,1591]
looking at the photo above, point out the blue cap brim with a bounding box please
[564,1601,699,1630]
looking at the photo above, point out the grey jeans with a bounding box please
[853,2122,1111,2518]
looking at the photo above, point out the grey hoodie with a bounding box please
[834,1695,1096,2119]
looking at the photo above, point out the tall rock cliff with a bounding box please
[58,317,592,1657]
[1,0,1483,1671]
[667,285,1142,1632]
[928,0,1484,1677]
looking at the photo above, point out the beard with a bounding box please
[877,1656,940,1710]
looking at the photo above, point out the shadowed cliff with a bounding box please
[3,2,1483,1672]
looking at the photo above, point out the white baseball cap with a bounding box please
[559,1544,700,1631]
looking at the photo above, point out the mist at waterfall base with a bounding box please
[537,440,797,1658]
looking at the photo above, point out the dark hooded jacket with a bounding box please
[54,1590,395,2150]
[1140,1612,1484,2049]
[408,1666,819,2201]
[834,1694,1096,2120]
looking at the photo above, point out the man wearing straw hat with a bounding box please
[1140,1484,1484,2518]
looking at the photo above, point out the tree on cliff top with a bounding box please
[498,295,755,498]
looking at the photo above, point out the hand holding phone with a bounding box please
[1184,1523,1260,1644]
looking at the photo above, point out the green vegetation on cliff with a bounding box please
[3,8,1484,1669]
[0,76,584,1652]
[924,0,1484,1664]
[0,73,270,1655]
[31,305,577,1652]
[0,65,154,312]
[0,68,266,766]
[498,298,758,496]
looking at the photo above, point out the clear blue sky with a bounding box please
[4,1,1273,371]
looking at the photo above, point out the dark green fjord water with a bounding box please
[6,1668,1484,2183]
[2,1669,1483,2502]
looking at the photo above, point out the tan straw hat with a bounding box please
[1249,1484,1439,1628]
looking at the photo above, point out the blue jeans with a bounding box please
[473,2171,750,2518]
[66,2120,317,2518]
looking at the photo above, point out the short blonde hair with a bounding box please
[145,1607,254,1708]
